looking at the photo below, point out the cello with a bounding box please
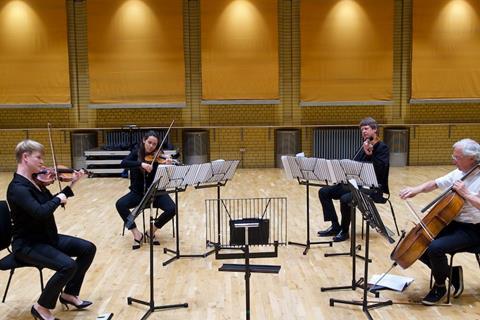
[391,163,480,269]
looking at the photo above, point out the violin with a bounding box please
[391,164,479,269]
[33,165,92,185]
[144,153,181,165]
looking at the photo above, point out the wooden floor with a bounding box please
[1,166,480,320]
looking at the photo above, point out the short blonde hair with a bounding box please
[15,139,44,163]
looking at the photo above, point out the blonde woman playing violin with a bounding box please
[7,139,96,320]
[115,130,176,250]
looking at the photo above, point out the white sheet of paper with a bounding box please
[368,273,414,292]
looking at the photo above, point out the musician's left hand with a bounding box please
[452,181,469,198]
[363,140,373,156]
[70,170,85,187]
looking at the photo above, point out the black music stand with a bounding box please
[323,160,379,257]
[321,160,379,291]
[126,178,188,320]
[209,197,287,320]
[282,156,333,255]
[328,180,395,320]
[156,164,210,266]
[194,160,240,256]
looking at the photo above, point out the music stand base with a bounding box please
[288,240,333,255]
[162,247,207,266]
[127,297,188,320]
[329,298,392,320]
[324,251,371,262]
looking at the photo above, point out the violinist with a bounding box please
[399,138,480,305]
[115,130,176,249]
[7,139,96,320]
[317,117,390,242]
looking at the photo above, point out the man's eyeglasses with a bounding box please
[452,155,463,161]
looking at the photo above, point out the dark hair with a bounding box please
[138,130,160,160]
[359,117,378,130]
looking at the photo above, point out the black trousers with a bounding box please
[13,235,96,309]
[420,220,480,285]
[319,184,384,233]
[116,191,176,230]
[318,184,352,232]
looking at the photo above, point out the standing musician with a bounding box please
[317,117,390,242]
[7,139,96,320]
[399,138,480,305]
[115,130,176,250]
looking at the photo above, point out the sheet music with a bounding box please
[193,160,239,185]
[281,156,293,179]
[154,165,190,190]
[339,159,378,188]
[329,160,347,184]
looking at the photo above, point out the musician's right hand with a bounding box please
[141,162,153,173]
[56,193,67,204]
[399,187,417,199]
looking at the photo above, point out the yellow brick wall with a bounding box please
[96,109,185,127]
[0,130,72,171]
[209,128,275,168]
[408,125,480,165]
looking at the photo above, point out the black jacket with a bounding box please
[354,140,390,195]
[7,173,73,251]
[120,149,158,195]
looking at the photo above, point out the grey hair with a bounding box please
[453,139,480,162]
[15,139,44,163]
[359,117,378,130]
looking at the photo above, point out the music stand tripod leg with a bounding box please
[127,217,188,320]
[321,202,370,292]
[329,220,391,318]
[288,181,333,255]
[163,189,207,266]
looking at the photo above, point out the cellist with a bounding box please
[399,138,480,305]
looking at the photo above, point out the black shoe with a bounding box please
[31,305,59,320]
[333,230,349,242]
[132,234,144,250]
[421,284,448,305]
[145,232,160,245]
[59,296,93,310]
[451,266,464,298]
[317,225,341,237]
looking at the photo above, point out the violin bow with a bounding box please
[47,123,63,194]
[149,119,175,167]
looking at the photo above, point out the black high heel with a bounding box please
[59,296,92,310]
[145,232,160,245]
[132,233,144,250]
[31,305,59,320]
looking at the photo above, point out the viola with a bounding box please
[33,165,92,185]
[391,164,479,269]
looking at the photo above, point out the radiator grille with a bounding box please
[105,129,168,150]
[313,128,362,159]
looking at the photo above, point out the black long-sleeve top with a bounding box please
[354,140,390,195]
[6,173,74,251]
[120,149,158,195]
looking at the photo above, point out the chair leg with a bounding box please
[387,199,400,236]
[38,268,44,291]
[446,254,455,304]
[2,269,15,303]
